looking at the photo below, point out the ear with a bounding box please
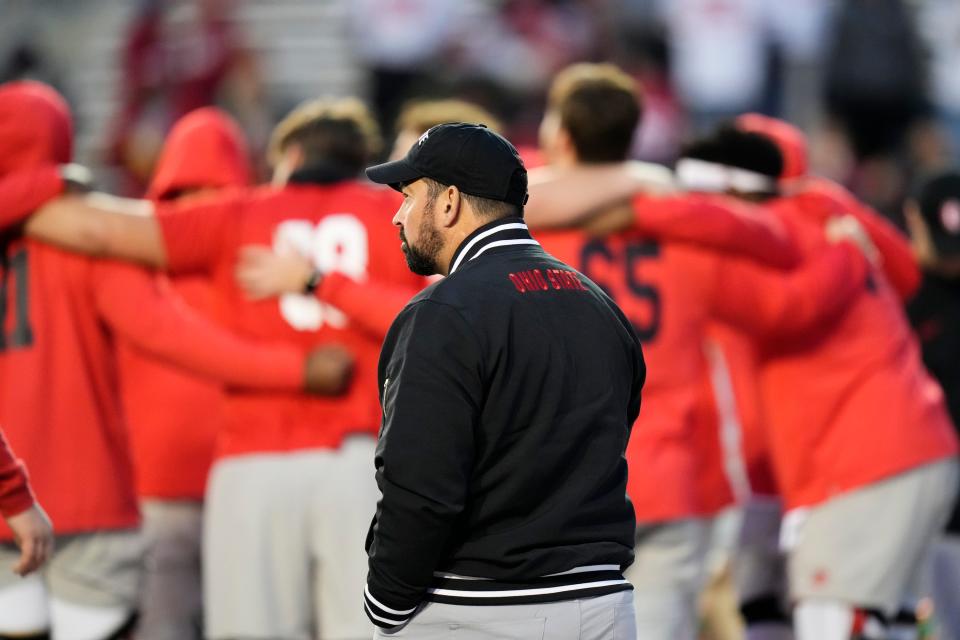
[439,185,462,229]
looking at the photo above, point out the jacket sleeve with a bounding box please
[632,194,801,270]
[708,242,868,339]
[849,204,920,300]
[93,261,305,390]
[0,166,63,232]
[0,429,35,518]
[318,272,425,341]
[364,300,483,628]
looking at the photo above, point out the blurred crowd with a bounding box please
[1,0,959,222]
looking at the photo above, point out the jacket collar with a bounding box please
[448,216,539,275]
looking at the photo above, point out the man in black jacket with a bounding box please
[362,123,645,639]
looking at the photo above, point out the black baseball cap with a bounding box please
[915,171,960,257]
[365,122,528,208]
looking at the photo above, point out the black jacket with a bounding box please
[364,217,645,628]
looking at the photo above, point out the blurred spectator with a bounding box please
[108,0,261,193]
[453,0,606,144]
[618,30,684,164]
[661,0,768,132]
[760,0,829,130]
[822,0,929,219]
[824,0,926,161]
[1,42,63,88]
[347,0,464,135]
[916,1,960,164]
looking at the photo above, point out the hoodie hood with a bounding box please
[735,113,808,181]
[0,80,72,177]
[147,107,252,200]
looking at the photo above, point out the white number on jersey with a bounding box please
[273,214,368,331]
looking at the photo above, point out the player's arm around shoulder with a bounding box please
[25,192,167,267]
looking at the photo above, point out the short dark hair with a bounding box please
[423,177,521,221]
[712,125,784,179]
[269,97,382,175]
[547,63,642,163]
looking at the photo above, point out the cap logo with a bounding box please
[941,200,960,235]
[418,130,430,146]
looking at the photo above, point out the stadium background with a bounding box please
[2,0,956,228]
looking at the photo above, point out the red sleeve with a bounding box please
[709,242,868,338]
[799,181,921,300]
[93,261,303,390]
[632,194,801,270]
[319,272,424,340]
[155,193,241,275]
[0,166,63,232]
[0,429,35,518]
[848,205,920,300]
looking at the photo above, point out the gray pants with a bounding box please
[623,518,711,640]
[137,500,204,640]
[374,591,636,640]
[931,534,960,640]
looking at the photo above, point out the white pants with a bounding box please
[204,437,379,640]
[788,459,958,614]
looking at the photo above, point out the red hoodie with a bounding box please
[0,429,34,518]
[0,82,303,538]
[714,114,936,501]
[120,107,252,500]
[760,197,956,510]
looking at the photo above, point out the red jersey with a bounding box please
[0,83,304,538]
[121,107,252,500]
[758,198,958,510]
[157,180,423,458]
[734,113,920,300]
[0,242,305,539]
[0,428,34,518]
[534,195,867,521]
[795,178,920,300]
[707,187,921,501]
[118,275,223,500]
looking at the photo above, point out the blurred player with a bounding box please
[680,125,958,640]
[233,98,504,331]
[904,171,960,640]
[0,429,52,578]
[0,81,349,640]
[723,114,926,640]
[121,106,250,640]
[21,97,426,640]
[522,63,874,640]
